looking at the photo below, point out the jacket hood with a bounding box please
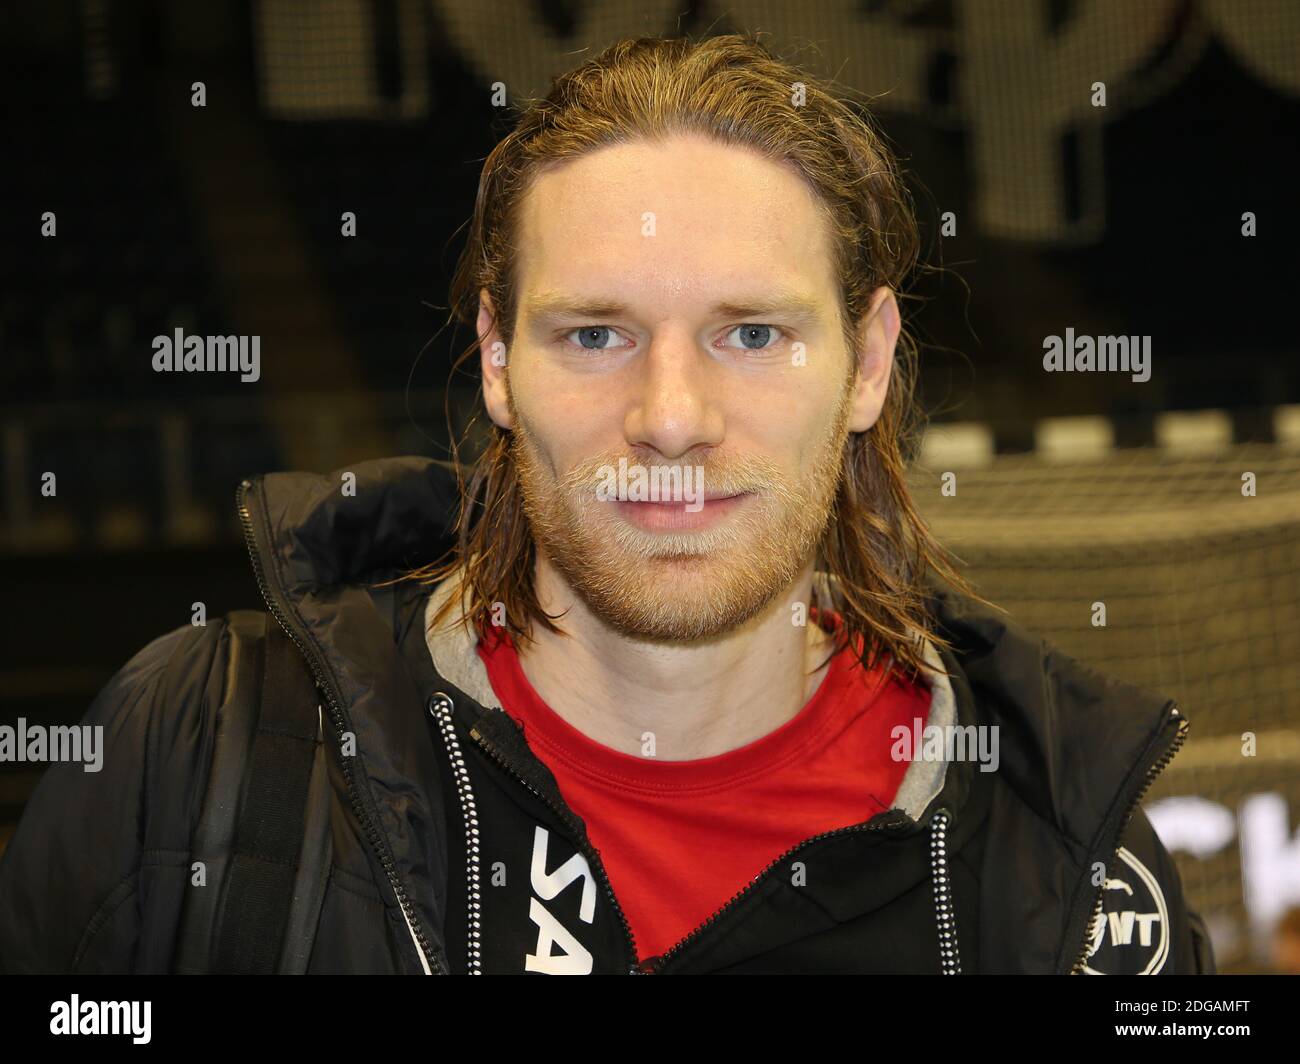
[239,454,1185,972]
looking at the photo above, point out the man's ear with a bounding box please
[478,289,512,430]
[847,287,900,433]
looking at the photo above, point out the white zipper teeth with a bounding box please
[1076,893,1106,975]
[430,692,483,975]
[398,903,433,974]
[930,810,961,974]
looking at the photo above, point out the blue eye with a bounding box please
[566,326,620,351]
[562,323,782,353]
[727,324,780,350]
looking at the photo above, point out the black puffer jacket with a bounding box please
[0,457,1216,974]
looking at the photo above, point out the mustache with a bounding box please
[558,453,783,499]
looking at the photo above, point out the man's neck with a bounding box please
[512,557,837,760]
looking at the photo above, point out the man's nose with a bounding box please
[622,328,725,459]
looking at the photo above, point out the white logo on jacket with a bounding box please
[1081,846,1170,974]
[525,826,597,974]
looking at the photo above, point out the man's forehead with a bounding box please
[514,137,838,316]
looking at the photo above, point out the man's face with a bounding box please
[480,133,897,642]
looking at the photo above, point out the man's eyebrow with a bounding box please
[711,292,825,325]
[523,295,630,321]
[521,290,827,325]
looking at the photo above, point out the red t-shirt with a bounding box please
[475,609,932,961]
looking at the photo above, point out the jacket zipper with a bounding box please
[429,693,483,974]
[466,716,643,973]
[644,803,946,974]
[466,686,960,974]
[237,478,448,976]
[1066,702,1189,974]
[463,695,1184,974]
[930,808,961,973]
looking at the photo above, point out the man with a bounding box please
[0,33,1214,974]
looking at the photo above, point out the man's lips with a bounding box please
[612,491,753,532]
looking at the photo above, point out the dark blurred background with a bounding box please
[3,0,1299,972]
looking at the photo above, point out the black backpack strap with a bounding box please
[174,611,332,974]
